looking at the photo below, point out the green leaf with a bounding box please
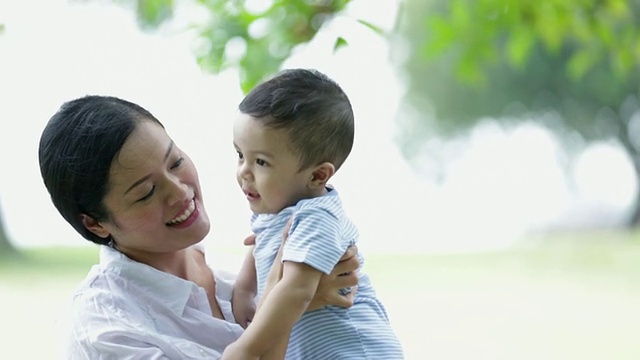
[535,2,563,53]
[356,19,385,36]
[456,54,485,86]
[423,17,457,58]
[506,27,536,68]
[333,36,348,52]
[136,0,173,29]
[450,0,470,26]
[567,48,597,80]
[612,48,634,78]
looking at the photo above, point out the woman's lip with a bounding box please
[168,201,200,229]
[169,199,195,222]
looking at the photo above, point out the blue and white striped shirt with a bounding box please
[252,188,404,359]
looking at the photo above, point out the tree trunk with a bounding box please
[629,162,640,226]
[614,115,640,227]
[0,200,18,257]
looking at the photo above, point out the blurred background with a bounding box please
[1,0,639,358]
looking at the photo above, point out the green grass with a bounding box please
[0,245,98,282]
[365,230,640,359]
[2,230,640,359]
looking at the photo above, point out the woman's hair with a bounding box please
[238,68,354,172]
[38,95,163,245]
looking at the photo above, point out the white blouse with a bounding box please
[66,244,244,359]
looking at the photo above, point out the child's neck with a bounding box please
[276,186,329,214]
[309,184,329,198]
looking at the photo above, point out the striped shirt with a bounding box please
[252,188,404,359]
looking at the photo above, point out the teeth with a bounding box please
[168,200,195,225]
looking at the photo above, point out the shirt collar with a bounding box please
[99,245,197,315]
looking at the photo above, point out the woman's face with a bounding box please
[89,119,210,258]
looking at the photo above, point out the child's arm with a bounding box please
[223,261,323,359]
[231,249,257,329]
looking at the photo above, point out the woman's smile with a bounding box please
[166,198,196,225]
[166,199,200,229]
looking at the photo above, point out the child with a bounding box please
[227,68,404,359]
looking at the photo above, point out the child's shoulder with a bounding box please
[295,190,344,220]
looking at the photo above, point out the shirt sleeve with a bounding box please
[281,208,346,274]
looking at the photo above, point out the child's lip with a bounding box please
[243,189,260,200]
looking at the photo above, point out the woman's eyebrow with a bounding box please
[123,141,175,195]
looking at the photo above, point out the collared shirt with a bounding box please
[66,244,244,360]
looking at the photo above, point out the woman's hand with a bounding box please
[308,245,359,311]
[231,287,256,329]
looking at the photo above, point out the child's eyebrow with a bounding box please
[234,143,275,158]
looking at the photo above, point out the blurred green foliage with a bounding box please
[395,0,640,224]
[396,0,640,139]
[125,0,356,93]
[423,0,639,84]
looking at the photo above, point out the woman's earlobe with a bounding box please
[81,214,110,239]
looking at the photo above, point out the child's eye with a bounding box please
[170,157,184,170]
[236,151,244,160]
[256,159,267,166]
[137,186,156,202]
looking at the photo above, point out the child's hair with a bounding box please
[238,68,354,171]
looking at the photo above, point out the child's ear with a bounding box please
[309,162,335,189]
[81,214,110,239]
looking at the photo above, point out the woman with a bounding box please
[38,95,359,359]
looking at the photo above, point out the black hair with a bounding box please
[38,95,162,245]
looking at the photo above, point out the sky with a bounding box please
[0,0,636,257]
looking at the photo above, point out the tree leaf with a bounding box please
[333,36,348,52]
[506,26,536,68]
[136,0,173,29]
[423,17,457,58]
[567,48,597,80]
[356,19,385,36]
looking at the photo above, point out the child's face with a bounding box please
[233,114,315,214]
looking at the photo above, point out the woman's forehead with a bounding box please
[110,121,172,178]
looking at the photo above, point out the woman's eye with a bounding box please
[171,157,184,170]
[137,186,155,202]
[256,159,267,166]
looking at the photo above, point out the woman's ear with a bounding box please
[309,162,335,189]
[81,214,110,239]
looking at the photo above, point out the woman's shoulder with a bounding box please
[71,265,136,312]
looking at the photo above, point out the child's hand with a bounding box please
[231,287,256,329]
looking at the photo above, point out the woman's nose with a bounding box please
[166,174,190,205]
